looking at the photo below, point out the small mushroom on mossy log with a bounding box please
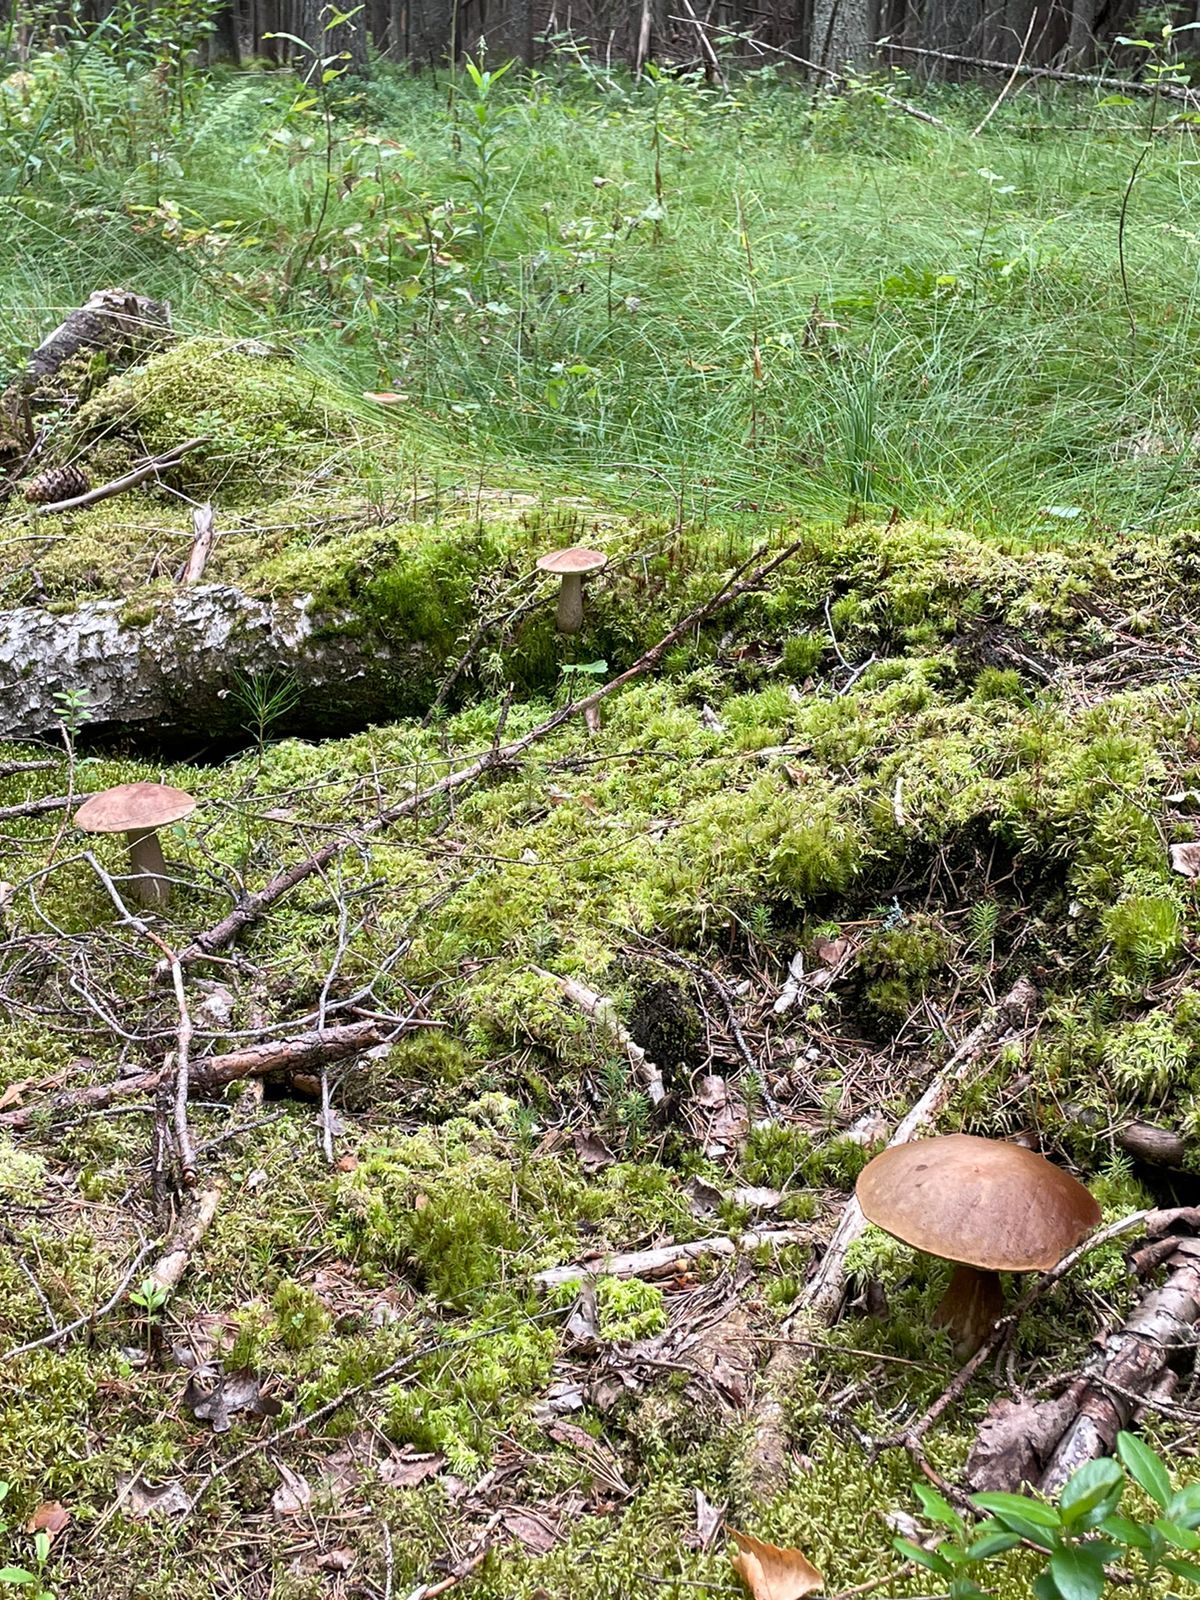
[75,782,196,908]
[855,1132,1101,1355]
[536,546,607,634]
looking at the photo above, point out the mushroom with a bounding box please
[536,547,607,634]
[855,1133,1100,1354]
[74,782,196,908]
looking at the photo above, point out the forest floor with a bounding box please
[2,53,1200,1600]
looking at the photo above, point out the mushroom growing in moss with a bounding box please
[536,546,607,634]
[855,1133,1100,1354]
[74,782,196,908]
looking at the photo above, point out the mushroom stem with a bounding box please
[933,1263,1005,1356]
[555,573,585,634]
[126,828,170,908]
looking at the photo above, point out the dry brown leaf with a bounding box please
[27,1503,69,1543]
[318,1548,355,1573]
[0,1079,30,1111]
[378,1449,445,1489]
[1170,841,1200,879]
[115,1474,190,1520]
[728,1527,824,1600]
[271,1463,312,1518]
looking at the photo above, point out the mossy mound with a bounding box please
[2,506,1199,1599]
[69,335,381,498]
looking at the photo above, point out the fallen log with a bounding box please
[166,535,810,971]
[0,1017,431,1131]
[534,1227,804,1290]
[1066,1105,1190,1170]
[1039,1236,1200,1494]
[0,583,414,742]
[1,288,171,418]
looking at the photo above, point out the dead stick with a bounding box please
[168,535,810,973]
[972,7,1037,136]
[533,1227,804,1290]
[145,1185,221,1295]
[180,501,216,584]
[84,852,197,1186]
[0,1017,427,1130]
[532,965,665,1104]
[0,791,96,822]
[31,437,209,516]
[884,40,1200,102]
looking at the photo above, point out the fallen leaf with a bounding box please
[363,391,408,404]
[1170,841,1200,879]
[728,1528,823,1599]
[693,1489,725,1551]
[334,1153,358,1173]
[500,1507,561,1554]
[0,1079,30,1110]
[181,1366,282,1433]
[378,1449,445,1489]
[27,1503,69,1543]
[318,1548,355,1572]
[115,1474,190,1519]
[573,1131,615,1174]
[271,1463,312,1518]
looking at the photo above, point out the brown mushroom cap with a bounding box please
[855,1133,1100,1272]
[74,782,196,835]
[536,546,608,576]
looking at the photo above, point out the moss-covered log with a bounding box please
[0,583,425,742]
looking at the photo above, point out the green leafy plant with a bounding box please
[896,1434,1200,1600]
[454,55,516,297]
[0,1482,55,1600]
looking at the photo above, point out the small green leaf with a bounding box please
[1155,1519,1200,1552]
[1060,1459,1124,1527]
[967,1528,1021,1559]
[1168,1487,1200,1530]
[914,1483,966,1533]
[1118,1435,1172,1509]
[1162,1557,1200,1585]
[1100,1512,1153,1551]
[1049,1544,1107,1600]
[973,1492,1061,1529]
[892,1537,952,1576]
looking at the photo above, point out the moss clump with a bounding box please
[595,1277,668,1342]
[858,914,952,1026]
[0,1136,46,1200]
[72,336,373,497]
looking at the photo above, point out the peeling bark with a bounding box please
[1039,1238,1200,1494]
[0,583,424,742]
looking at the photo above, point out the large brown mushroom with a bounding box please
[855,1133,1100,1354]
[536,546,607,634]
[74,782,196,909]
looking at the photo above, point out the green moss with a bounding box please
[595,1277,668,1342]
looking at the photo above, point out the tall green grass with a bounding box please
[3,45,1200,536]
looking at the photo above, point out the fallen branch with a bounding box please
[0,1017,431,1131]
[897,1207,1200,1459]
[744,977,1039,1496]
[532,966,665,1105]
[1066,1105,1189,1169]
[884,41,1200,103]
[533,1227,803,1290]
[31,437,209,516]
[1039,1237,1200,1493]
[168,535,810,973]
[144,1186,221,1296]
[0,791,95,822]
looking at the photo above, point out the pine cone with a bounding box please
[22,463,91,505]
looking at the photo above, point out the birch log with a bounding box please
[0,584,418,741]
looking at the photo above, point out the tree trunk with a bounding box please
[301,0,370,71]
[811,0,874,70]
